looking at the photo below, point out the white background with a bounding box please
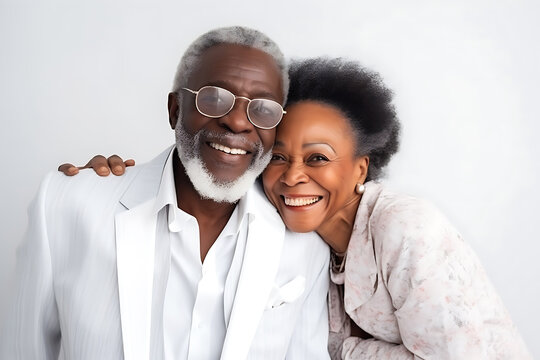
[1,0,539,357]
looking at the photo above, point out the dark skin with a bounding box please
[58,155,135,176]
[59,153,374,339]
[58,49,374,339]
[60,44,283,262]
[171,149,237,261]
[168,44,282,261]
[60,159,374,339]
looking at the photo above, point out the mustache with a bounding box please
[199,129,264,154]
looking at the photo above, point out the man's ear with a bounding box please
[168,92,180,129]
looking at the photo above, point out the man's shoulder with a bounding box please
[42,161,143,200]
[242,182,326,240]
[38,147,172,210]
[240,181,282,224]
[241,182,328,254]
[283,229,328,260]
[284,228,323,242]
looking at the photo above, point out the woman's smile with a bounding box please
[282,195,322,207]
[262,101,367,233]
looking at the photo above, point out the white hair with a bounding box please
[175,119,272,203]
[170,26,283,203]
[172,26,289,104]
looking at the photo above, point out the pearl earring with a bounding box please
[355,183,365,195]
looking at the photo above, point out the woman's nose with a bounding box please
[281,163,309,186]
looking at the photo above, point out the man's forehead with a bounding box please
[187,43,283,99]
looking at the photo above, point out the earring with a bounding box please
[355,183,365,195]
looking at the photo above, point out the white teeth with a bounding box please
[209,142,247,155]
[284,196,321,207]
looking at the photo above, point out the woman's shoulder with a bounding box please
[365,183,443,224]
[364,182,462,251]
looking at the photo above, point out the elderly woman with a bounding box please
[62,58,531,359]
[264,58,532,359]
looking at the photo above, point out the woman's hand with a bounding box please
[58,155,135,176]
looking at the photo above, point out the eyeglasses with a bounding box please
[181,86,286,130]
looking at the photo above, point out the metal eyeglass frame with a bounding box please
[181,86,286,130]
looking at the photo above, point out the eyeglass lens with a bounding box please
[196,87,234,118]
[195,86,283,129]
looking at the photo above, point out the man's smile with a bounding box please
[209,142,248,155]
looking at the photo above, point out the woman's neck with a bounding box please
[316,195,362,253]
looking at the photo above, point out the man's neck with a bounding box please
[172,154,237,262]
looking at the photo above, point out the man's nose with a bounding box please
[217,99,252,133]
[281,162,309,186]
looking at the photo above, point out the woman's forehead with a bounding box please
[275,101,355,150]
[279,102,352,134]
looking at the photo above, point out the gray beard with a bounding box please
[175,121,271,203]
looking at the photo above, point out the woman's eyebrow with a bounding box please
[303,142,337,155]
[272,141,337,155]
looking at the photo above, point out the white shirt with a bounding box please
[151,151,249,359]
[1,146,331,360]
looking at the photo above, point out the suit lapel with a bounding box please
[221,184,286,360]
[115,200,157,360]
[115,146,172,360]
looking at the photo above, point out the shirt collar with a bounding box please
[153,147,177,215]
[154,148,252,236]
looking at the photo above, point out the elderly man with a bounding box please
[1,27,330,360]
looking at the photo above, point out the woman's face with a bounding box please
[262,101,367,233]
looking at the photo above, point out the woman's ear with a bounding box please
[355,156,369,184]
[168,92,180,129]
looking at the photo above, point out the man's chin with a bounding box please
[180,152,265,204]
[200,150,254,182]
[174,125,271,203]
[203,166,252,185]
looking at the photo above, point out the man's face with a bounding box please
[171,44,284,202]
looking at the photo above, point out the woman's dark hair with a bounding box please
[287,58,400,181]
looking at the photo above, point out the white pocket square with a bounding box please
[266,276,306,309]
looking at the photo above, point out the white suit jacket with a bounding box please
[1,147,330,360]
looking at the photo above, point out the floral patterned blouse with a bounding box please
[328,181,531,359]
